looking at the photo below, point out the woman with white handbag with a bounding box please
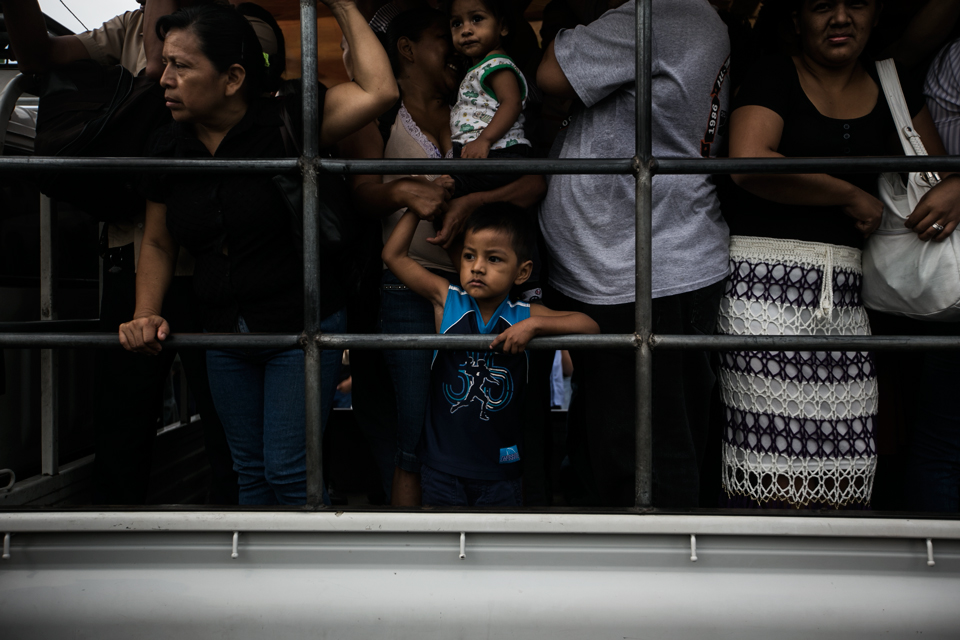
[719,0,960,509]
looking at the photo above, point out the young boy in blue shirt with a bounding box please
[382,203,599,506]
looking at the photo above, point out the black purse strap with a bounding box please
[277,102,302,157]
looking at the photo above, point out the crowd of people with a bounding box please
[4,0,960,512]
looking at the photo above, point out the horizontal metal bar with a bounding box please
[0,333,302,349]
[2,156,960,175]
[656,156,960,175]
[0,333,638,350]
[317,333,638,350]
[0,157,298,173]
[0,511,957,538]
[5,332,960,351]
[317,158,638,175]
[652,334,960,351]
[0,156,635,175]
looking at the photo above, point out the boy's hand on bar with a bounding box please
[490,319,539,354]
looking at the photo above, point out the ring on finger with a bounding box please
[932,222,946,232]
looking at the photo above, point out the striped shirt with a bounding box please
[925,38,960,154]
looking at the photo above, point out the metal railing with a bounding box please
[3,0,960,509]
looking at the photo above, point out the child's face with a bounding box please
[459,227,531,303]
[449,0,508,61]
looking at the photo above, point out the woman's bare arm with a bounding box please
[320,0,400,146]
[537,40,578,100]
[339,122,454,220]
[729,105,883,236]
[342,119,545,244]
[118,200,178,355]
[427,174,547,248]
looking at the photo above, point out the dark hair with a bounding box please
[464,203,535,263]
[386,8,448,77]
[236,2,286,93]
[443,0,518,53]
[156,3,267,98]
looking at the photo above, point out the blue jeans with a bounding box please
[420,464,523,507]
[906,350,960,512]
[380,268,459,473]
[206,309,346,505]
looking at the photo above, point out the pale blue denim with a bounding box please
[206,309,346,505]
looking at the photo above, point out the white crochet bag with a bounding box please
[861,59,960,321]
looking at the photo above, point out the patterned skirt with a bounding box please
[717,236,878,508]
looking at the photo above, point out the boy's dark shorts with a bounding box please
[420,464,523,507]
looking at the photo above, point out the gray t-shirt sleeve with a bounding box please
[553,2,638,108]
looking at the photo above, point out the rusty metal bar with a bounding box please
[39,194,58,476]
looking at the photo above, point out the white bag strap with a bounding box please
[876,58,939,185]
[876,59,925,156]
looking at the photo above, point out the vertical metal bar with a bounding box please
[634,0,654,508]
[40,195,59,476]
[300,0,324,508]
[40,196,57,323]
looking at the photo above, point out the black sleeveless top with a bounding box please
[724,55,927,249]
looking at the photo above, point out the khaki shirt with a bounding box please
[75,10,147,77]
[75,10,193,276]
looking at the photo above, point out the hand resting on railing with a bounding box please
[118,314,170,356]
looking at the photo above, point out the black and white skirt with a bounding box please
[718,236,878,508]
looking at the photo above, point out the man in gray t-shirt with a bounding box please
[537,0,731,508]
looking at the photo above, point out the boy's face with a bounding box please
[459,227,532,303]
